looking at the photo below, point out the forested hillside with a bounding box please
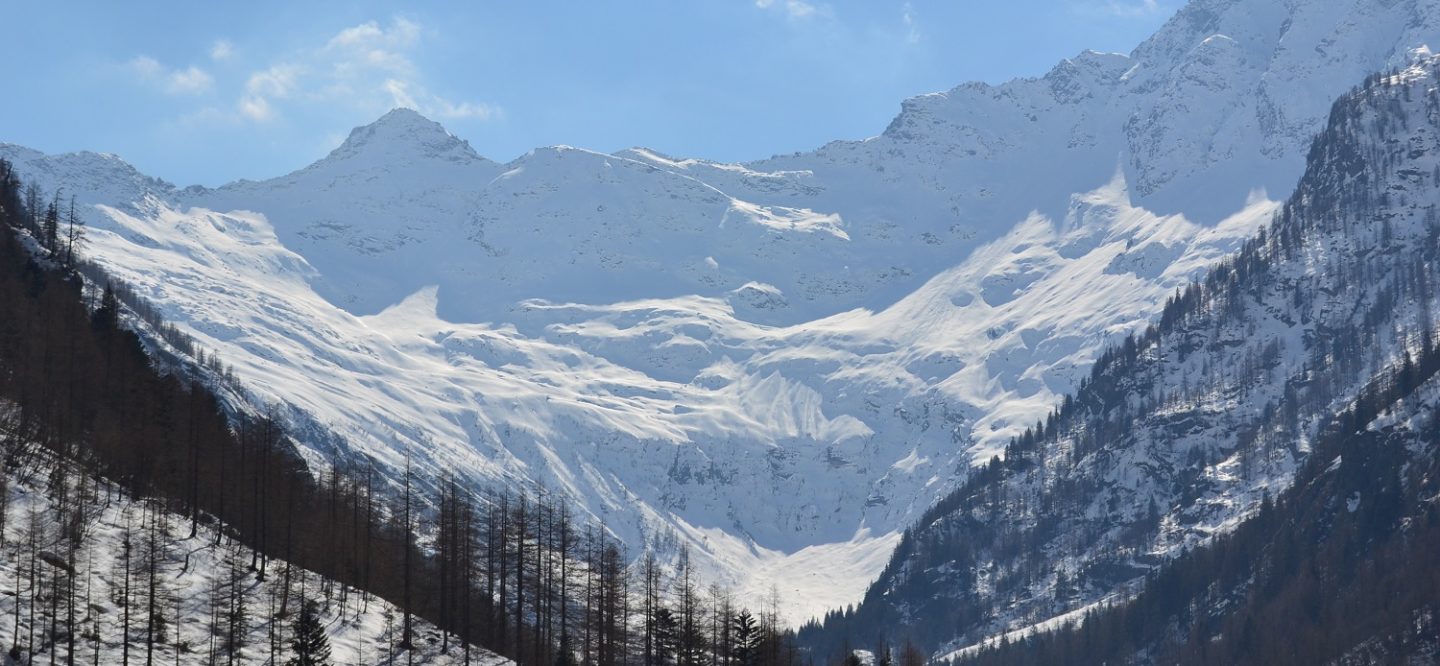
[10,0,1436,610]
[7,2,1440,663]
[0,156,511,664]
[953,320,1440,664]
[0,160,800,664]
[800,57,1440,663]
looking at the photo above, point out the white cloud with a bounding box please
[236,63,302,121]
[227,17,497,124]
[168,66,214,94]
[128,55,162,78]
[383,78,418,110]
[246,64,301,98]
[327,22,386,49]
[326,17,420,51]
[210,39,234,61]
[385,79,502,121]
[128,56,213,95]
[755,0,822,20]
[238,96,274,122]
[131,18,500,127]
[902,2,921,45]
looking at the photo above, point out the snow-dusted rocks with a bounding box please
[824,55,1440,656]
[3,0,1440,626]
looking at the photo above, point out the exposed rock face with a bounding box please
[2,0,1438,625]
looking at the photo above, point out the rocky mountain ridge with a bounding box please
[2,0,1438,624]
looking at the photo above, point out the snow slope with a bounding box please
[0,405,508,666]
[814,55,1440,654]
[3,0,1439,625]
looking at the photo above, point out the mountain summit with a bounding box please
[321,107,490,167]
[805,53,1440,662]
[3,0,1440,629]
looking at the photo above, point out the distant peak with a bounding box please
[324,107,489,165]
[371,107,436,128]
[0,143,175,195]
[1043,50,1133,101]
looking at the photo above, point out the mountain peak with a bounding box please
[368,107,442,132]
[323,107,489,166]
[0,143,175,204]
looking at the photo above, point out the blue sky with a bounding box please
[1,1,1177,186]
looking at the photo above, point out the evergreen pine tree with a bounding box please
[41,190,60,251]
[732,610,760,666]
[286,601,331,666]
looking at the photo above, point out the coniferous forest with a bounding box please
[0,157,802,665]
[10,7,1440,666]
[952,350,1440,664]
[798,65,1440,665]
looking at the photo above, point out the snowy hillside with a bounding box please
[805,55,1440,656]
[3,0,1440,625]
[0,404,506,666]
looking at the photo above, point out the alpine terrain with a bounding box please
[804,52,1440,664]
[1,0,1439,662]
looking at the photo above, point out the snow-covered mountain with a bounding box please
[806,55,1440,657]
[3,0,1439,625]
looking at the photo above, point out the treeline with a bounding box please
[954,324,1440,664]
[0,158,803,665]
[799,61,1440,658]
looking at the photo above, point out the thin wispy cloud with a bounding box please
[902,2,921,45]
[755,0,825,21]
[128,56,214,95]
[130,17,499,126]
[210,39,234,61]
[383,79,501,120]
[237,17,495,123]
[326,17,421,51]
[168,66,214,94]
[239,63,302,121]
